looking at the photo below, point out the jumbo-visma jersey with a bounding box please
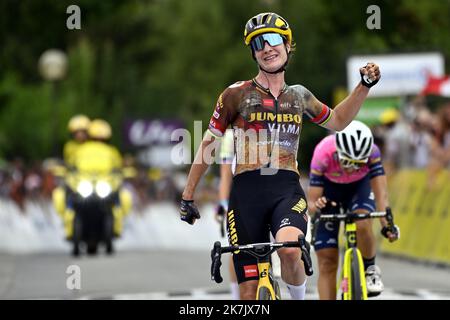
[208,79,333,176]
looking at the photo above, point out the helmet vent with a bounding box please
[261,14,269,24]
[356,137,367,157]
[361,137,373,158]
[342,134,351,156]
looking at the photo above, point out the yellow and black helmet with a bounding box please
[244,12,292,46]
[88,119,112,140]
[68,114,90,133]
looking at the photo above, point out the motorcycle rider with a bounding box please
[70,119,132,238]
[52,115,90,225]
[64,114,91,166]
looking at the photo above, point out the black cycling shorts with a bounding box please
[226,169,309,284]
[313,175,376,251]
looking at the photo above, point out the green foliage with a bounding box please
[0,0,449,167]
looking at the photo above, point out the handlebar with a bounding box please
[314,207,397,239]
[211,235,313,284]
[317,208,394,225]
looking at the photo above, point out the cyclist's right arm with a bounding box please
[181,86,238,225]
[307,186,324,217]
[180,133,218,225]
[183,85,238,200]
[182,133,218,200]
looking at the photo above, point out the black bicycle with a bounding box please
[211,235,313,300]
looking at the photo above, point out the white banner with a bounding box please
[347,52,445,97]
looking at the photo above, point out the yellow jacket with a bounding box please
[73,141,122,173]
[63,140,85,167]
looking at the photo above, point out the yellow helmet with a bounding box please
[68,114,90,132]
[380,108,400,125]
[244,12,292,46]
[88,119,112,140]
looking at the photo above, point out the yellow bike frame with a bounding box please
[339,222,368,300]
[255,261,280,300]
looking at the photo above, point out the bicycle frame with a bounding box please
[317,208,393,300]
[211,235,313,300]
[340,221,368,300]
[250,247,279,300]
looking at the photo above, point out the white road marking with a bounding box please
[79,286,450,300]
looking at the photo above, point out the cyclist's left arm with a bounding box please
[368,152,399,242]
[305,63,380,131]
[370,174,399,242]
[369,174,389,227]
[367,146,389,227]
[304,84,369,131]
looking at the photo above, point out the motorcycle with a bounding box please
[52,165,131,256]
[66,169,124,256]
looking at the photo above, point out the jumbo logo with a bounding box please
[249,112,302,124]
[227,210,239,253]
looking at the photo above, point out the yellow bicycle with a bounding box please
[315,206,396,300]
[211,235,313,300]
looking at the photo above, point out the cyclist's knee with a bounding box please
[317,250,339,274]
[355,218,373,234]
[239,281,258,300]
[278,247,301,265]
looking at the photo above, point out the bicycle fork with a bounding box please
[256,256,280,300]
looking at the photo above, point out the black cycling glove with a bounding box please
[381,224,400,239]
[180,199,200,225]
[360,65,379,88]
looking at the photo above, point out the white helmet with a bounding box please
[335,120,373,161]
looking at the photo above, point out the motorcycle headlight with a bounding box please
[95,180,112,198]
[77,180,94,198]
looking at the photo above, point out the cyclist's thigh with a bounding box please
[349,175,375,213]
[313,181,343,251]
[228,171,271,284]
[313,219,340,251]
[271,176,308,238]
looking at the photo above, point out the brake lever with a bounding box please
[211,241,223,283]
[299,235,313,276]
[385,207,394,226]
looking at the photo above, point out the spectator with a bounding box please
[428,102,450,188]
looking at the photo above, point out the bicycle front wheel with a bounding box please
[257,286,274,300]
[350,249,366,300]
[273,279,281,300]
